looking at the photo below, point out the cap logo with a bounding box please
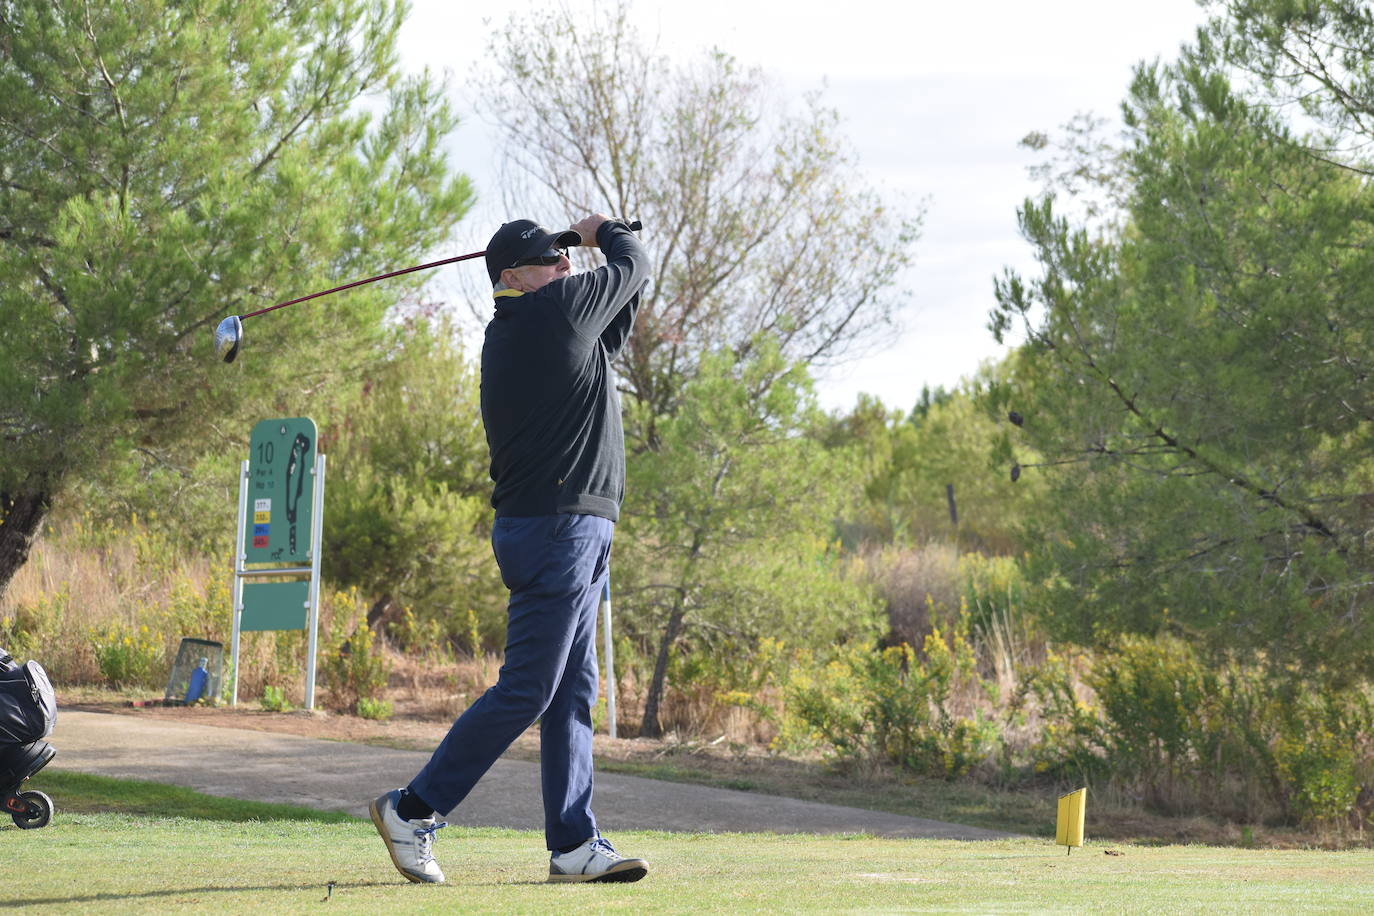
[521,227,539,239]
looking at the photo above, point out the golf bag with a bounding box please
[0,646,58,828]
[0,648,56,745]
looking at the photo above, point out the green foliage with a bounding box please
[388,607,458,662]
[786,630,998,778]
[1022,636,1374,826]
[989,0,1374,672]
[219,658,237,705]
[1272,691,1369,824]
[1088,637,1213,786]
[163,578,232,645]
[259,685,292,713]
[1205,0,1374,145]
[833,379,1044,551]
[355,696,394,721]
[321,619,390,716]
[664,635,795,735]
[90,622,165,689]
[685,636,793,706]
[64,447,245,558]
[1015,650,1109,787]
[0,513,232,688]
[0,0,473,595]
[323,320,503,643]
[959,553,1024,647]
[0,590,68,666]
[1000,0,1374,818]
[2,512,230,690]
[617,342,883,734]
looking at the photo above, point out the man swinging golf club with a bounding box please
[370,213,651,884]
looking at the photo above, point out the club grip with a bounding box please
[626,219,642,231]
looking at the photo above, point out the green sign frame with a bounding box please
[243,417,317,566]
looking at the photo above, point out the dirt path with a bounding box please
[50,709,1015,840]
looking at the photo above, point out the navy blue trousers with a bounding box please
[409,513,611,850]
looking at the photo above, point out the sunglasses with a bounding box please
[511,248,567,268]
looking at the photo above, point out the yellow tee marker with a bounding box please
[1056,787,1087,854]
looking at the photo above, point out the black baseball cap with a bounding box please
[485,219,582,284]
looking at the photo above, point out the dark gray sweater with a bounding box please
[480,221,649,521]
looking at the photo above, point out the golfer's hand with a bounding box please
[570,213,611,248]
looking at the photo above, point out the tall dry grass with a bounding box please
[2,521,1041,758]
[0,516,215,685]
[0,516,371,705]
[858,541,960,645]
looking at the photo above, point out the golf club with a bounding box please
[213,220,642,363]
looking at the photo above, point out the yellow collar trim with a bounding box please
[493,288,525,299]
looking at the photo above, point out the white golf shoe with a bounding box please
[370,789,446,884]
[547,836,649,883]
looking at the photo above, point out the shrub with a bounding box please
[321,617,390,716]
[1273,693,1369,825]
[1,595,57,667]
[1022,636,1374,826]
[1015,649,1109,786]
[356,696,394,721]
[786,629,997,777]
[90,622,165,689]
[1085,634,1214,805]
[159,577,231,647]
[660,635,793,740]
[389,607,456,662]
[260,685,292,712]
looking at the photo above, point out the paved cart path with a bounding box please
[50,710,1014,840]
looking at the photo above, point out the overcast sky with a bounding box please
[395,0,1211,413]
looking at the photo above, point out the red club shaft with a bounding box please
[238,220,639,322]
[239,250,486,321]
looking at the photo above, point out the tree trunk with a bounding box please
[0,480,53,603]
[365,592,394,630]
[639,604,685,738]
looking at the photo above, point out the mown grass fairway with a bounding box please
[2,773,1372,914]
[18,770,357,824]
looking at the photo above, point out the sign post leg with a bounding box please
[304,454,326,710]
[602,579,617,739]
[230,459,249,707]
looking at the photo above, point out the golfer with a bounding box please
[371,214,650,884]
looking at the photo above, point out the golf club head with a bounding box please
[214,315,243,363]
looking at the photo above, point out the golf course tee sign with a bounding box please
[244,418,317,565]
[231,416,326,709]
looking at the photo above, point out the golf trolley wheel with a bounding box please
[11,790,52,829]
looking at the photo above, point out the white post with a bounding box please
[230,459,249,707]
[601,579,617,738]
[303,454,326,711]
